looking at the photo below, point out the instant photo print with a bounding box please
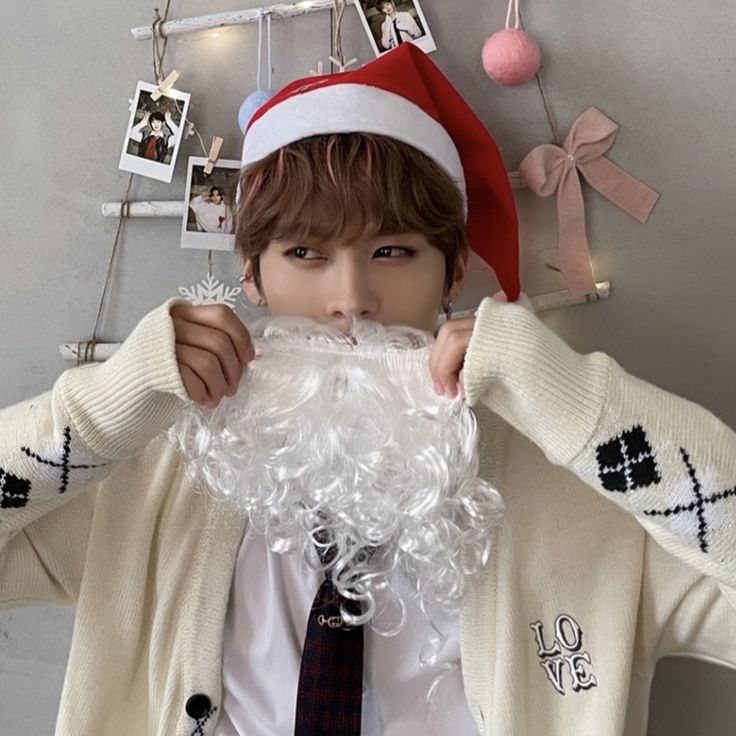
[354,0,436,57]
[180,156,240,252]
[119,80,191,183]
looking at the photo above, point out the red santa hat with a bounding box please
[242,42,521,303]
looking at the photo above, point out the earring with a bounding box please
[238,275,246,283]
[443,300,453,321]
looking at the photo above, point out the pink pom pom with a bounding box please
[482,28,541,86]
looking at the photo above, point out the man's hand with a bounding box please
[171,303,256,408]
[428,317,475,400]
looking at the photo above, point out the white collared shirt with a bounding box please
[215,527,480,735]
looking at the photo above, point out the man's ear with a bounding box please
[447,246,469,303]
[240,258,266,306]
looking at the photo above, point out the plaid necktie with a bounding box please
[293,535,367,735]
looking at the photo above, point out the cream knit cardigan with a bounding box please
[1,296,735,735]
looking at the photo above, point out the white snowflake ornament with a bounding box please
[178,273,241,310]
[328,55,358,73]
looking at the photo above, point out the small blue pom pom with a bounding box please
[238,89,276,134]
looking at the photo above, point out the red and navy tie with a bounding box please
[294,538,366,735]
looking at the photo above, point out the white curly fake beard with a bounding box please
[168,315,505,634]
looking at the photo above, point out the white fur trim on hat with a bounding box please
[241,83,467,209]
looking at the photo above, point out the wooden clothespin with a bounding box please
[203,136,224,174]
[151,70,180,101]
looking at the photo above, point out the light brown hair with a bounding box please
[228,133,468,296]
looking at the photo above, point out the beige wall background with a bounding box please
[1,0,735,733]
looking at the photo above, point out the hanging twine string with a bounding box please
[515,5,562,273]
[151,2,172,84]
[332,0,347,67]
[78,173,135,365]
[517,8,561,146]
[154,0,215,290]
[78,1,174,365]
[154,1,210,158]
[153,2,216,280]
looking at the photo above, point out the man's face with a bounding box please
[210,190,223,205]
[245,231,464,334]
[378,2,395,16]
[150,117,163,131]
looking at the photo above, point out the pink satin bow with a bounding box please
[518,107,660,296]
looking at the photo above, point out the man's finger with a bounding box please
[175,343,230,402]
[430,326,472,397]
[174,320,242,391]
[173,303,254,365]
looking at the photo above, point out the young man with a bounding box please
[188,186,232,233]
[1,42,735,736]
[129,109,179,162]
[376,0,423,50]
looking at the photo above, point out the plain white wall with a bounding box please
[1,0,735,733]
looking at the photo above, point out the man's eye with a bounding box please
[374,246,415,258]
[284,246,323,260]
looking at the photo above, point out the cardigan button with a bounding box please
[185,693,212,719]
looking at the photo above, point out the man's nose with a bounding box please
[326,263,378,327]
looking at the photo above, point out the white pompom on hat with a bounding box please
[241,43,524,303]
[492,290,534,312]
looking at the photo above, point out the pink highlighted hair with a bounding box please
[229,133,468,293]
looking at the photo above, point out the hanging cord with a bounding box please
[153,1,211,159]
[152,2,173,84]
[256,10,264,90]
[153,24,214,283]
[516,2,563,273]
[195,120,219,278]
[77,2,174,365]
[505,0,519,29]
[78,173,135,365]
[255,9,274,90]
[267,11,273,88]
[332,0,347,68]
[516,5,561,146]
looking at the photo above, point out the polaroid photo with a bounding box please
[119,81,191,183]
[354,0,436,57]
[180,157,241,252]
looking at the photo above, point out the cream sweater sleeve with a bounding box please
[463,296,736,594]
[0,296,192,605]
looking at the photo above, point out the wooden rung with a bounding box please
[101,173,527,218]
[101,201,186,217]
[131,0,354,41]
